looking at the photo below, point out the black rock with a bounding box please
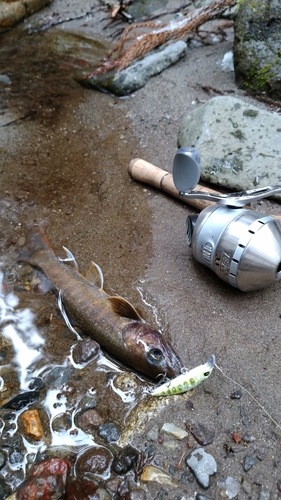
[98,423,120,443]
[112,446,139,474]
[0,390,40,410]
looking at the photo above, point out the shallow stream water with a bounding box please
[2,1,281,498]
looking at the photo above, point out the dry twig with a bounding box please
[84,0,237,79]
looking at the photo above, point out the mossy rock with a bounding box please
[234,0,281,99]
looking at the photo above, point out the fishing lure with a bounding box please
[150,354,215,396]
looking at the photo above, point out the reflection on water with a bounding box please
[0,271,45,390]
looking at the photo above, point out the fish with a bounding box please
[150,354,215,396]
[17,225,183,380]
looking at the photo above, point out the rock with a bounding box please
[0,0,52,31]
[230,390,242,400]
[140,465,179,488]
[0,450,6,470]
[75,408,104,432]
[98,422,120,443]
[45,365,73,388]
[21,409,44,441]
[95,488,111,500]
[177,96,281,194]
[71,339,100,365]
[28,377,45,390]
[241,475,252,494]
[1,390,40,410]
[128,490,146,500]
[51,412,72,433]
[111,446,139,474]
[186,421,214,446]
[186,448,217,489]
[217,476,240,499]
[259,491,270,500]
[160,423,188,440]
[16,457,71,500]
[64,478,98,499]
[243,455,257,471]
[234,0,281,99]
[79,41,187,97]
[76,446,112,475]
[0,476,11,499]
[240,407,251,429]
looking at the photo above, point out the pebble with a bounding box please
[186,421,214,446]
[230,390,242,400]
[98,422,120,443]
[147,424,159,441]
[196,494,213,500]
[16,458,71,500]
[0,450,6,469]
[51,412,72,433]
[140,465,178,488]
[217,476,240,499]
[45,365,73,388]
[160,423,188,440]
[95,487,111,500]
[186,448,217,489]
[242,434,256,443]
[129,490,146,500]
[259,492,270,500]
[1,390,40,410]
[241,475,252,494]
[76,446,112,475]
[28,377,45,390]
[0,476,11,499]
[243,455,257,471]
[21,409,44,441]
[71,339,100,365]
[76,408,104,432]
[111,446,138,474]
[240,407,251,429]
[64,478,98,498]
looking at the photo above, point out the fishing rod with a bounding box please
[128,148,281,292]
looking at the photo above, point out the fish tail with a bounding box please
[17,225,54,266]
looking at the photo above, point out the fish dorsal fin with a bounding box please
[86,262,104,290]
[107,296,142,320]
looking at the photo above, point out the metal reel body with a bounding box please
[186,205,281,292]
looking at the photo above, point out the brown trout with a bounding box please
[17,226,182,379]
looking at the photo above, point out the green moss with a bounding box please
[243,109,258,117]
[230,129,246,141]
[245,63,274,92]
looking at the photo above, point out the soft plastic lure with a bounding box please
[151,354,215,396]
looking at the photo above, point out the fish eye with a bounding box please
[204,371,210,377]
[147,347,163,363]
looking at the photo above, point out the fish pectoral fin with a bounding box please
[107,296,142,320]
[86,262,104,290]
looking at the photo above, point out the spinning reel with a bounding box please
[173,147,281,292]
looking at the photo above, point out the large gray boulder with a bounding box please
[177,96,281,192]
[234,0,281,99]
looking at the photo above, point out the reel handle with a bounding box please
[128,158,281,221]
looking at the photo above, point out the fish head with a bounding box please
[122,321,182,379]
